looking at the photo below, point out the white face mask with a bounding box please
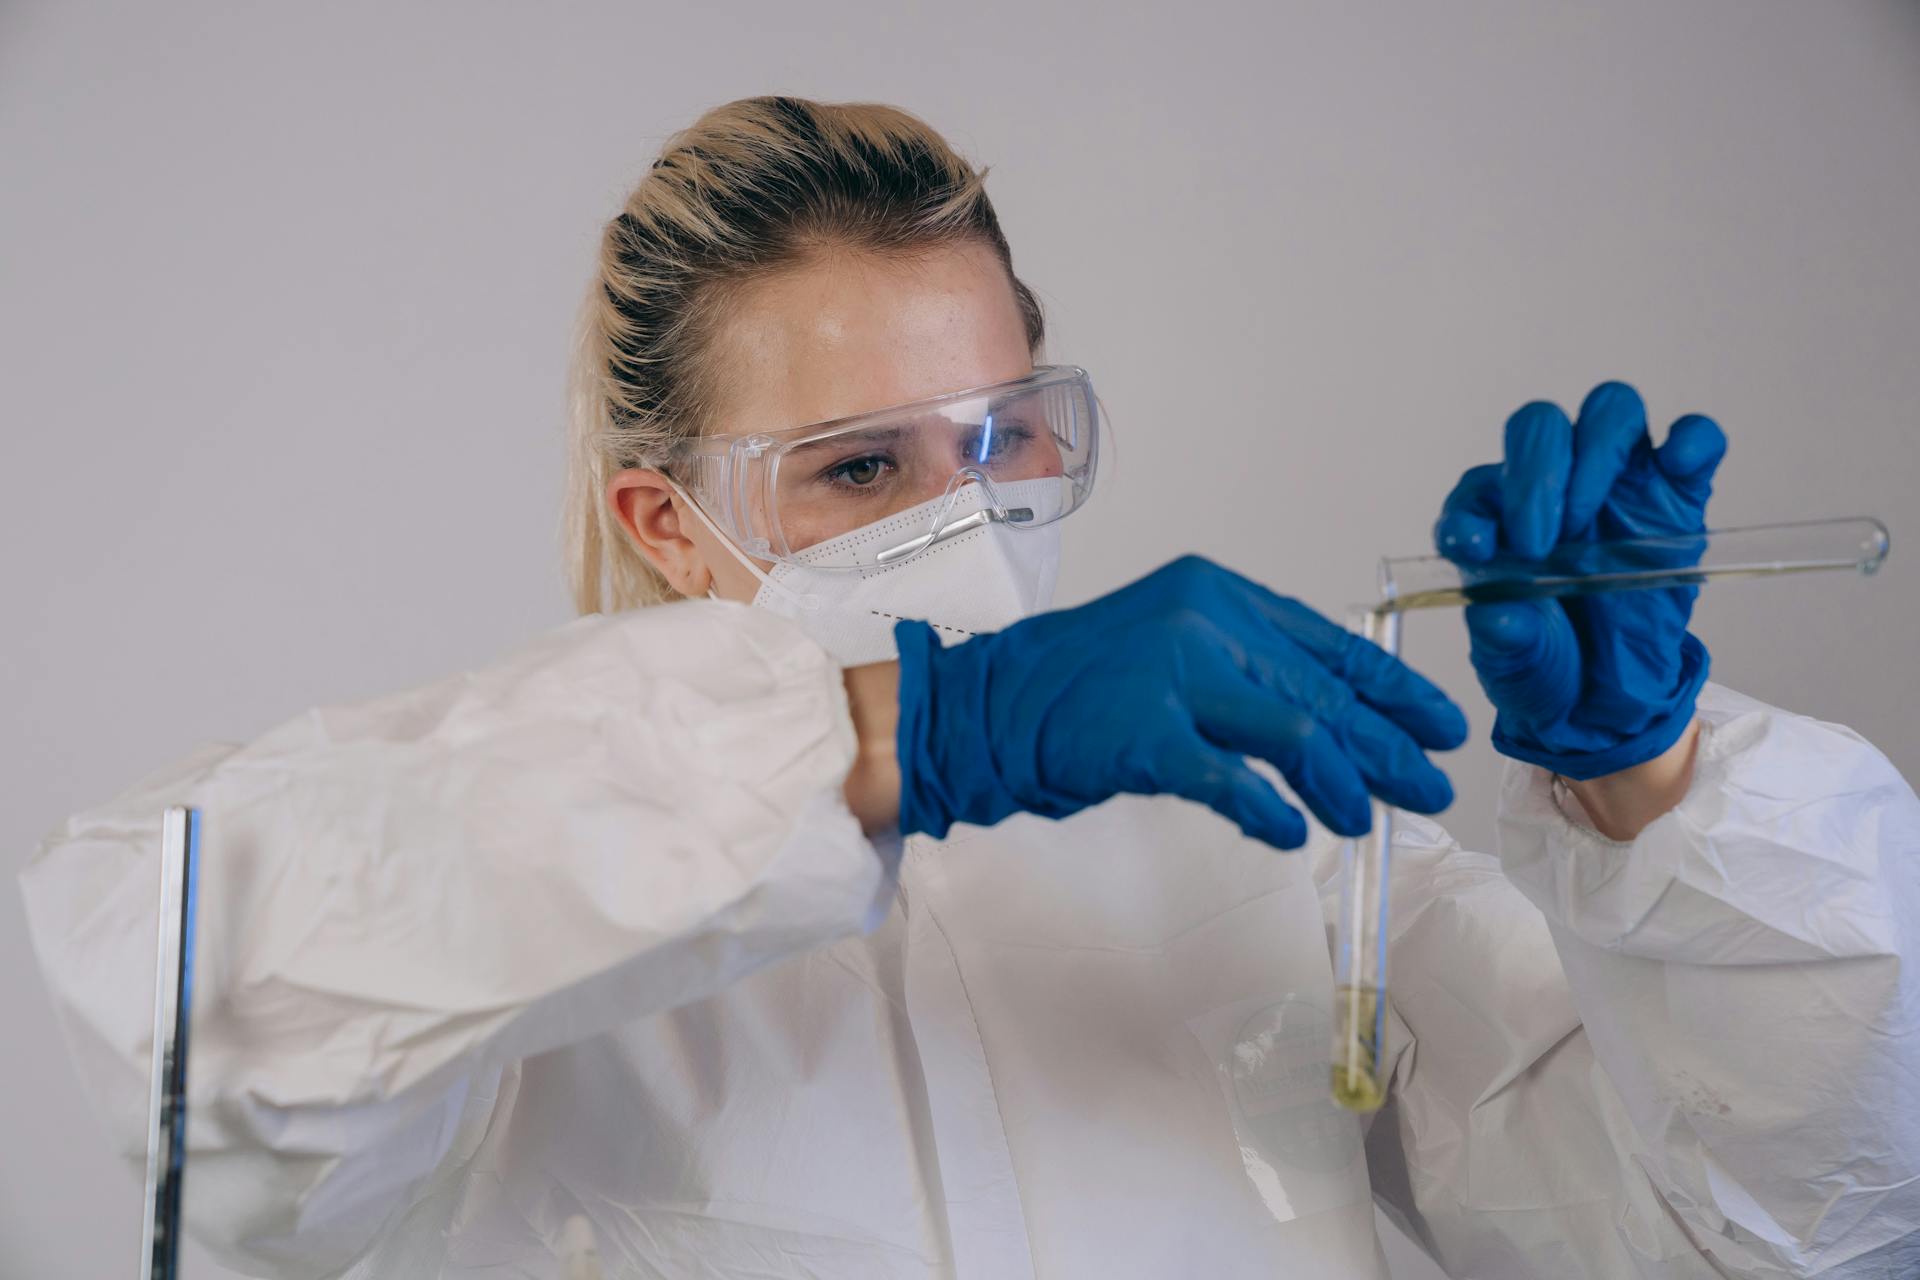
[672,477,1063,666]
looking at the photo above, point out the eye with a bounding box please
[828,454,889,487]
[963,421,1036,464]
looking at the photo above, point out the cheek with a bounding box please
[1008,432,1066,479]
[714,556,764,602]
[707,550,764,603]
[675,508,761,601]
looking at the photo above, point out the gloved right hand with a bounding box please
[893,556,1468,849]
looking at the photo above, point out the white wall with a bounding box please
[3,3,1916,1276]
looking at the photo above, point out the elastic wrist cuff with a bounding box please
[893,620,954,839]
[1493,634,1711,781]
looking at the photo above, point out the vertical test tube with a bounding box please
[1331,607,1398,1113]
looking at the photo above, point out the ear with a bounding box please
[606,468,714,598]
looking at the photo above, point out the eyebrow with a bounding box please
[782,424,909,459]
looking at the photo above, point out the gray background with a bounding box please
[4,2,1916,1277]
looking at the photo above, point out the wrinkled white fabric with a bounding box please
[19,605,1920,1278]
[1354,688,1920,1278]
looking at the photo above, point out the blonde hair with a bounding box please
[565,96,1047,614]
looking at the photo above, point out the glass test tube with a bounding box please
[1332,606,1399,1113]
[1378,517,1888,610]
[1331,516,1890,1113]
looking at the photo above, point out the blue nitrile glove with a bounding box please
[893,555,1469,849]
[1433,382,1728,780]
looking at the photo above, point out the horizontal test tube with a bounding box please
[1377,517,1889,612]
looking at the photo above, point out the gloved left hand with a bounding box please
[1433,382,1727,780]
[892,556,1467,848]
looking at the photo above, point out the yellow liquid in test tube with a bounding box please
[1330,984,1386,1111]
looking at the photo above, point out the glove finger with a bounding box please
[1231,636,1461,804]
[1158,737,1312,849]
[1325,630,1470,751]
[1190,693,1373,837]
[1464,599,1581,727]
[1337,702,1456,814]
[1434,464,1504,564]
[1564,381,1648,539]
[1239,643,1457,812]
[1501,401,1575,560]
[1654,413,1727,505]
[1232,595,1469,751]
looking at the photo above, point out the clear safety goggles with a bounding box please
[665,365,1100,571]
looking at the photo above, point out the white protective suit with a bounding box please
[20,600,1920,1278]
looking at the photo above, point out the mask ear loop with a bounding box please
[663,478,822,611]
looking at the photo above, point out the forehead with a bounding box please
[705,240,1034,434]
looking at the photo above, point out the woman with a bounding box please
[22,97,1919,1279]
